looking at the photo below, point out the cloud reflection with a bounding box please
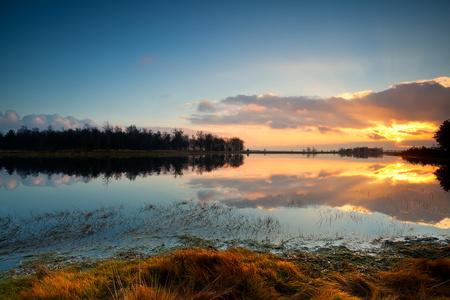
[187,156,449,227]
[0,173,84,191]
[1,155,448,229]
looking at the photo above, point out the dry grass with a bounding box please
[1,247,449,300]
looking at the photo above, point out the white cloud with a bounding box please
[0,110,98,132]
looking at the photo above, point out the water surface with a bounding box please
[1,154,448,271]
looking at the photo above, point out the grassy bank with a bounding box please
[1,241,449,299]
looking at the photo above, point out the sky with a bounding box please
[1,0,449,150]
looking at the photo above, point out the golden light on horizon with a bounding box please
[368,121,437,142]
[199,119,437,151]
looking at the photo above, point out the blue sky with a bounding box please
[1,0,449,149]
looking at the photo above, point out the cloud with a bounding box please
[139,55,155,65]
[367,132,387,140]
[317,125,343,134]
[397,129,433,136]
[0,110,22,131]
[197,99,217,113]
[0,110,98,132]
[337,90,373,100]
[188,77,450,133]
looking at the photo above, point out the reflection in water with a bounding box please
[1,154,447,228]
[400,156,450,192]
[0,155,244,188]
[0,173,84,191]
[0,154,448,272]
[362,163,437,183]
[188,156,450,228]
[435,164,450,192]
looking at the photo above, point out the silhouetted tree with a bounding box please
[171,129,189,150]
[434,119,450,151]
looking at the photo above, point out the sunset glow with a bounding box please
[367,121,437,143]
[1,1,449,150]
[1,1,449,284]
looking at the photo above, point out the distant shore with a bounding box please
[0,149,239,158]
[0,149,401,158]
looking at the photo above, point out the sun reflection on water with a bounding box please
[339,161,437,184]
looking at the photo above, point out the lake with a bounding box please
[1,154,449,271]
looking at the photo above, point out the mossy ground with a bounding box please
[1,240,448,299]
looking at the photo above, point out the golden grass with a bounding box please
[1,248,449,300]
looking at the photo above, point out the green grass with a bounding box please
[1,245,449,299]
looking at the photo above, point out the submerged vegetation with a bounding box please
[0,242,449,299]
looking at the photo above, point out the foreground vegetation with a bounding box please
[1,241,448,299]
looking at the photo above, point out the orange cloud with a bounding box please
[188,77,449,147]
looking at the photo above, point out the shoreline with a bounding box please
[0,149,399,158]
[1,238,448,299]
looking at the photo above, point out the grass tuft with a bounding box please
[378,257,450,299]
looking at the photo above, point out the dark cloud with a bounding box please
[367,132,387,140]
[188,78,450,131]
[367,164,385,171]
[197,99,217,113]
[0,110,98,132]
[317,125,343,134]
[268,121,297,129]
[397,129,433,136]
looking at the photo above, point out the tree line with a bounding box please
[0,124,245,152]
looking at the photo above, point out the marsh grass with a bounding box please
[1,246,449,299]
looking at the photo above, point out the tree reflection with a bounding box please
[0,155,244,181]
[435,164,450,192]
[400,156,450,192]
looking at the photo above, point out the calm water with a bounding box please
[1,154,449,271]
